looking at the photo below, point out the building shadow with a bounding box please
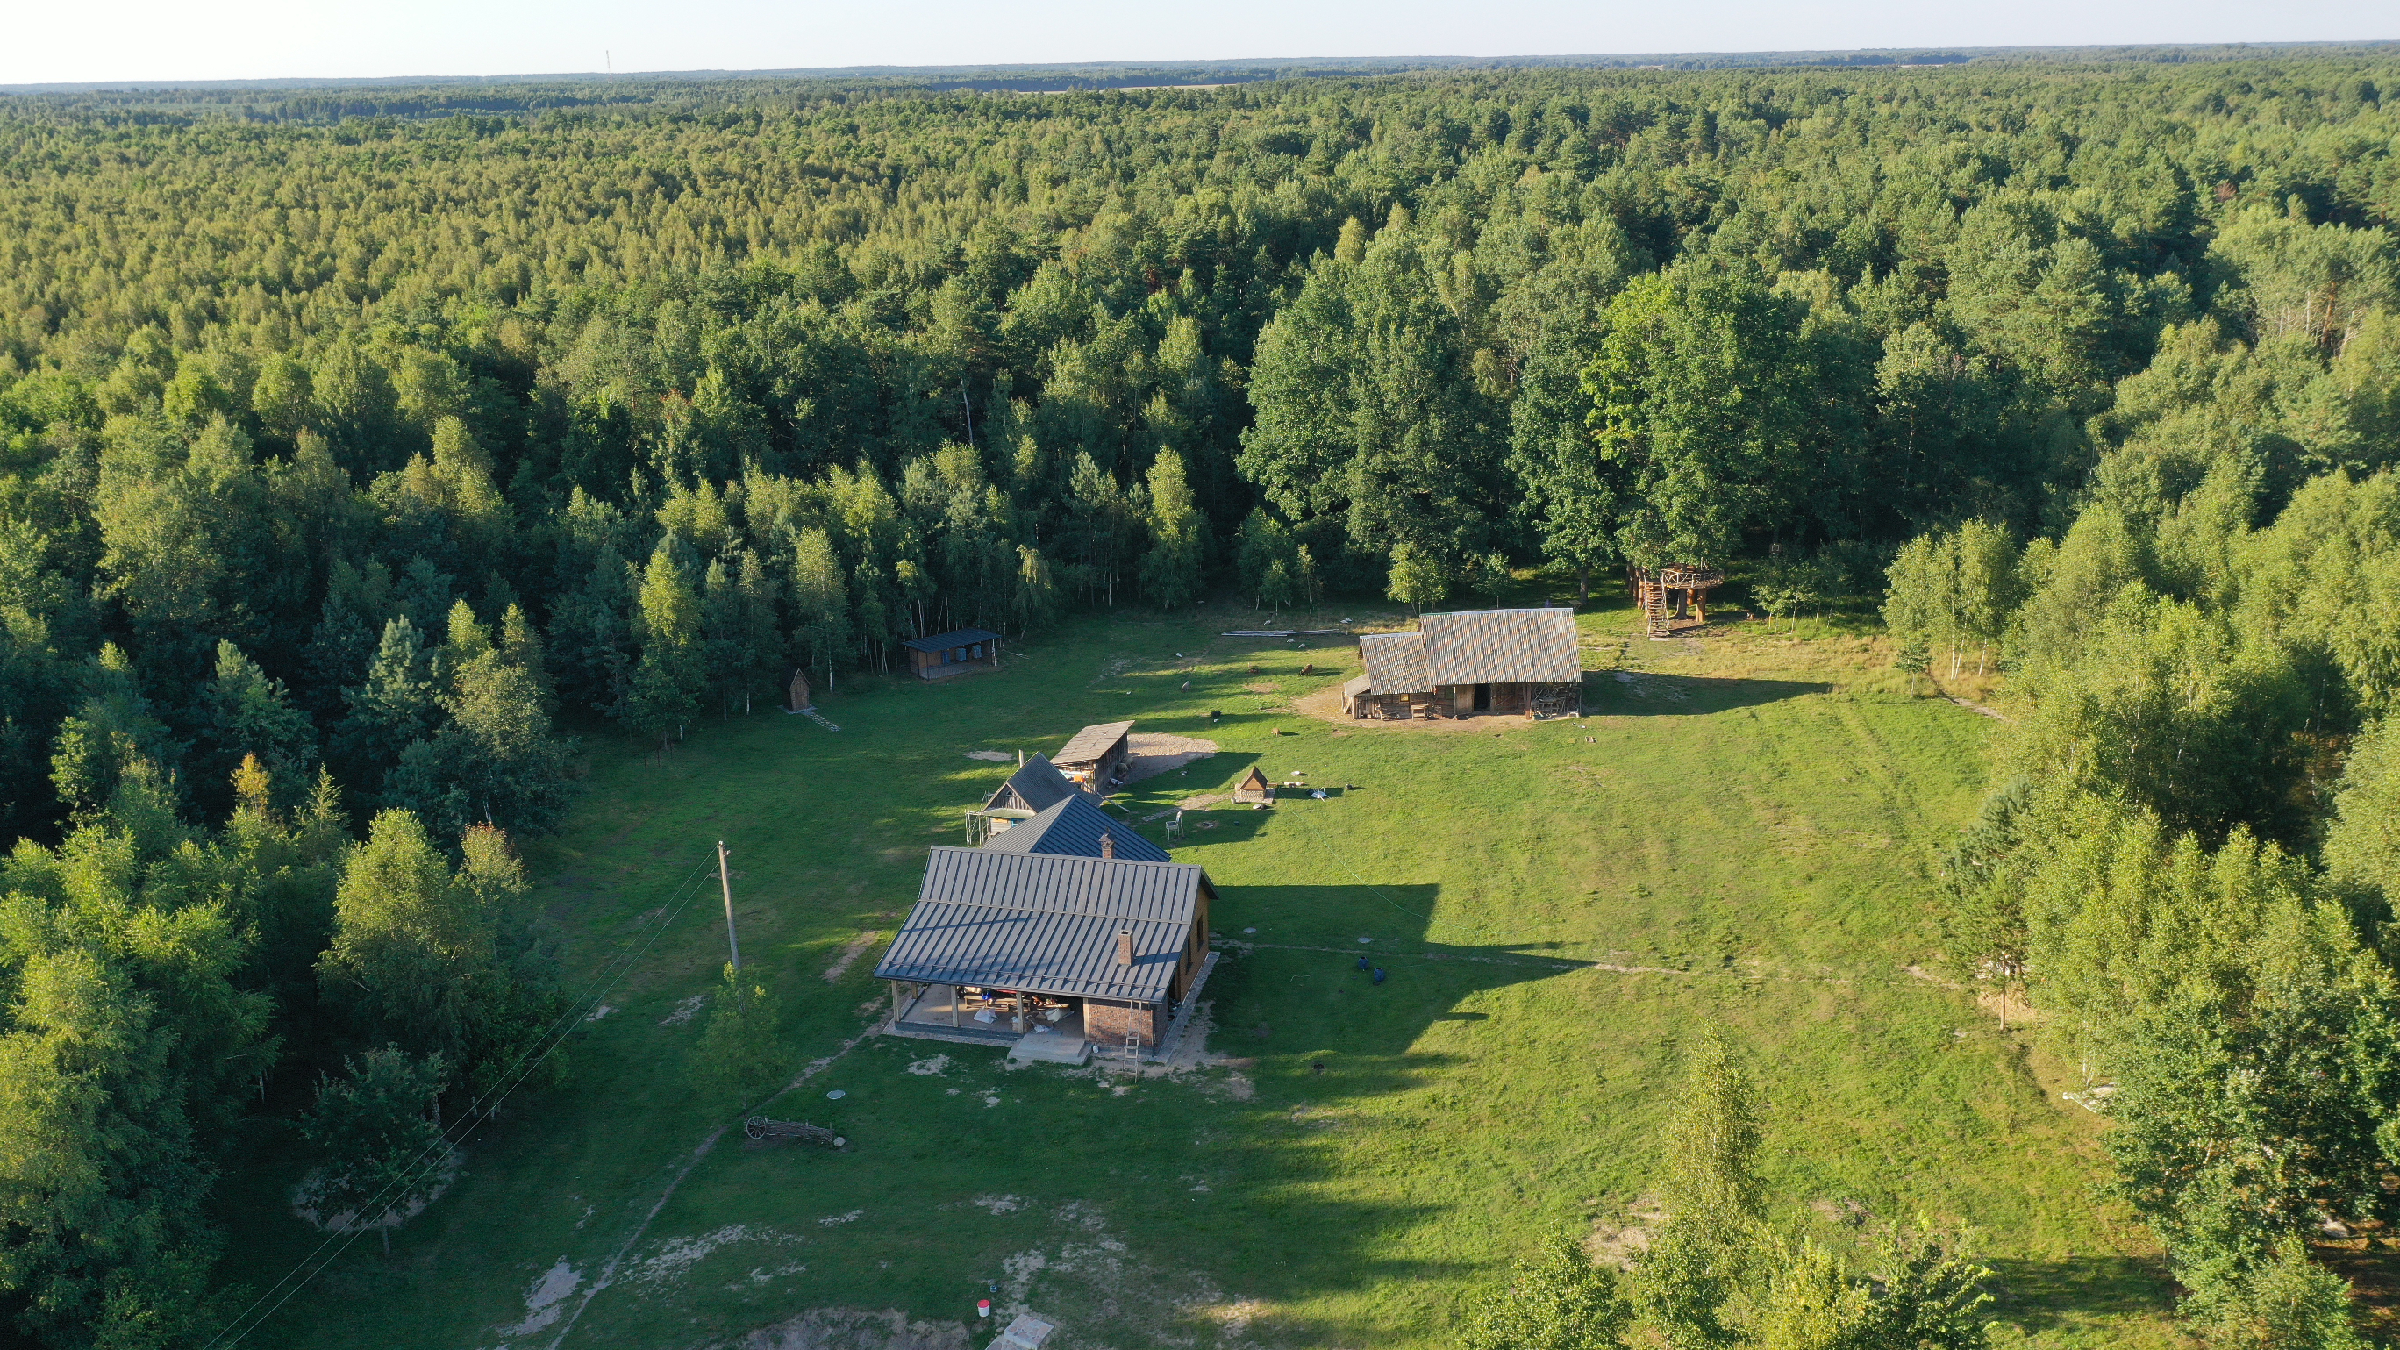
[1981,1256,2178,1333]
[1580,672,1828,718]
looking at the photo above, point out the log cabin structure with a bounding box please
[1052,720,1135,794]
[877,811,1212,1061]
[965,752,1082,844]
[1346,608,1583,720]
[1628,565,1725,639]
[904,627,1003,680]
[982,753,1077,814]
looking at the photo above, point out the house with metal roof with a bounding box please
[903,627,1002,680]
[1347,608,1583,719]
[980,794,1173,862]
[876,842,1213,1062]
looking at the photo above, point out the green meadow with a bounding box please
[223,599,2182,1349]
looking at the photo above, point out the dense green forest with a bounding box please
[2,52,2399,1348]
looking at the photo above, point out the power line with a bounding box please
[203,852,722,1349]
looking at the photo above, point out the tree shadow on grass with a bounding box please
[1581,672,1829,718]
[1983,1255,2177,1333]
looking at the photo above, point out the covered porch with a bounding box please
[889,981,1090,1058]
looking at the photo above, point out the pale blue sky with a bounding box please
[4,0,2390,87]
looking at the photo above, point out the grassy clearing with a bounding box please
[221,598,2183,1350]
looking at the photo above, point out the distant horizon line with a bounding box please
[4,38,2396,95]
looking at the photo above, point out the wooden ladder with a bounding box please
[1642,581,1671,639]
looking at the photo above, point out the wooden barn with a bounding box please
[1349,608,1582,719]
[904,628,1002,680]
[1053,720,1135,794]
[877,810,1212,1061]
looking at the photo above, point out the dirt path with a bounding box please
[545,1026,880,1349]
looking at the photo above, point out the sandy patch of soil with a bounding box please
[1119,733,1218,785]
[292,1147,460,1233]
[500,1257,584,1338]
[743,1308,971,1350]
[1586,1195,1667,1269]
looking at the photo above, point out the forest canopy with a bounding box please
[1,52,2398,1347]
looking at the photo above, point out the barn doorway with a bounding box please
[1472,683,1492,712]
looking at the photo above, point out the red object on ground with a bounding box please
[978,1300,992,1319]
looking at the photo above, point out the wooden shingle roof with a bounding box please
[873,850,1206,1003]
[1358,632,1434,695]
[1356,609,1580,694]
[1419,608,1582,684]
[1054,720,1134,768]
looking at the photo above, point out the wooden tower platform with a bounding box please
[1629,564,1725,639]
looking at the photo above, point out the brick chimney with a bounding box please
[1100,832,1115,859]
[1116,928,1134,966]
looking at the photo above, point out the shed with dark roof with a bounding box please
[903,627,1003,681]
[1349,608,1582,719]
[983,753,1078,815]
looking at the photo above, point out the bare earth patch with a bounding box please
[822,931,881,982]
[1118,733,1219,785]
[742,1308,971,1350]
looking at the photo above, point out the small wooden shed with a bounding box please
[1053,720,1135,794]
[1233,766,1274,807]
[904,628,1002,680]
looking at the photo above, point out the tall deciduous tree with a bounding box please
[629,539,704,751]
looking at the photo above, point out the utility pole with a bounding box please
[717,840,740,971]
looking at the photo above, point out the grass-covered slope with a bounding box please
[223,601,2178,1348]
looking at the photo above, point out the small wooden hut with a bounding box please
[787,667,813,712]
[903,628,1003,680]
[1053,720,1134,794]
[1232,766,1274,807]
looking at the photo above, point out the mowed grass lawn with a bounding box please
[221,599,2183,1350]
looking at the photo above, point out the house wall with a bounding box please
[1085,998,1158,1048]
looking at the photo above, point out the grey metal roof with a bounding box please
[903,627,1001,654]
[873,849,1206,1003]
[979,794,1170,863]
[983,753,1077,813]
[1358,632,1433,694]
[1054,720,1134,768]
